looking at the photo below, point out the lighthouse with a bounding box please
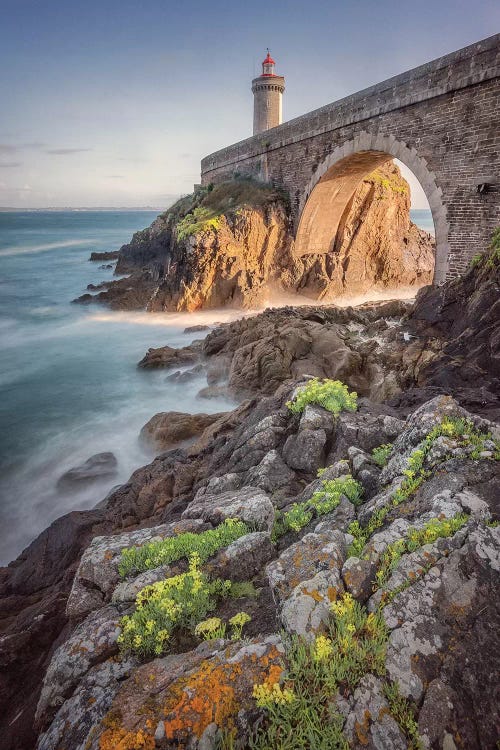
[252,50,285,135]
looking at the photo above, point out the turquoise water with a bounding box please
[0,211,237,565]
[0,208,434,565]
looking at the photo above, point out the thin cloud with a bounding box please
[46,148,92,155]
[0,162,22,168]
[0,142,46,153]
[107,175,125,179]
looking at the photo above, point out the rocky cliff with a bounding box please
[1,244,498,750]
[74,164,434,311]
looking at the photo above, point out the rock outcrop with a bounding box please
[74,164,434,311]
[28,392,500,750]
[1,249,498,750]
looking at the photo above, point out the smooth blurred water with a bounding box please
[0,208,434,565]
[0,211,238,565]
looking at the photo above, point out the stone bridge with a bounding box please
[201,35,500,284]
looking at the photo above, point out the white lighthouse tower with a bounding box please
[251,50,285,135]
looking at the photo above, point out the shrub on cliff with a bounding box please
[287,378,357,416]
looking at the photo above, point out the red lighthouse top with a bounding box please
[261,49,277,77]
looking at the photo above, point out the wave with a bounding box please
[0,239,89,257]
[86,308,254,328]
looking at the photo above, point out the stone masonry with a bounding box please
[201,35,500,283]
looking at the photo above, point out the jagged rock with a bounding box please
[36,657,136,750]
[342,556,376,602]
[36,605,123,725]
[111,565,173,604]
[85,636,285,749]
[299,404,335,432]
[140,410,226,451]
[313,496,356,534]
[205,532,275,581]
[245,449,296,493]
[57,452,118,489]
[282,428,327,474]
[166,363,205,383]
[383,525,500,710]
[339,674,406,749]
[137,342,201,369]
[281,567,345,639]
[184,324,210,333]
[267,529,346,602]
[89,251,119,261]
[182,486,275,531]
[91,165,434,314]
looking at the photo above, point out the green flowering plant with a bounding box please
[117,553,231,658]
[286,379,357,416]
[229,611,251,639]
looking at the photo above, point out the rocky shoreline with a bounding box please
[0,237,499,749]
[72,165,434,313]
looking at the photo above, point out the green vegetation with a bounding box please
[176,206,223,240]
[118,518,249,578]
[193,612,251,641]
[371,443,393,467]
[248,593,388,749]
[309,474,363,513]
[374,513,468,591]
[468,227,500,271]
[488,226,500,267]
[286,379,357,416]
[117,553,231,658]
[228,580,260,599]
[272,475,363,540]
[348,416,498,557]
[194,616,227,641]
[368,170,409,195]
[384,682,424,750]
[229,611,252,639]
[169,177,290,242]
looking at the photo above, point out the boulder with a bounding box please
[57,452,118,489]
[266,529,347,602]
[205,532,275,581]
[282,428,327,474]
[137,342,201,369]
[182,486,275,532]
[140,410,227,451]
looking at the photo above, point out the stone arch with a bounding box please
[295,131,449,284]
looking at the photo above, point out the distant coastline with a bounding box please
[0,206,167,212]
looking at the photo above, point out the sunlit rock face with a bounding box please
[77,164,434,312]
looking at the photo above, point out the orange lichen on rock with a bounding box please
[99,726,155,750]
[163,644,283,743]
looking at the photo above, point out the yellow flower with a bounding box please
[313,635,333,662]
[253,682,295,708]
[194,617,226,640]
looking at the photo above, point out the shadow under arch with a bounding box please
[294,131,449,284]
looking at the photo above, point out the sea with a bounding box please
[0,208,434,565]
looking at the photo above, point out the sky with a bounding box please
[0,0,498,209]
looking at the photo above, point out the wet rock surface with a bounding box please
[1,252,499,749]
[57,452,118,489]
[140,410,227,451]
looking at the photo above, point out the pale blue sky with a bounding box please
[0,0,498,208]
